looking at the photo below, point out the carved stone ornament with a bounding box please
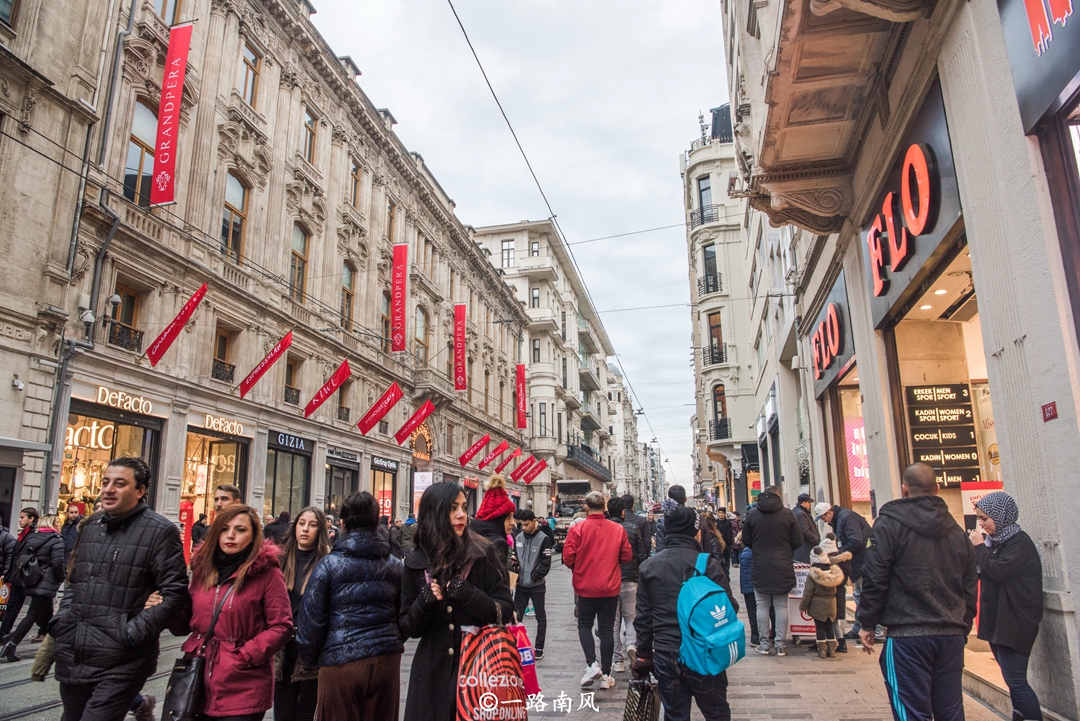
[123,37,161,80]
[69,240,94,286]
[218,117,273,190]
[808,0,930,22]
[750,173,853,235]
[285,177,328,235]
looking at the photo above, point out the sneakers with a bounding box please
[612,660,625,673]
[774,641,788,657]
[132,694,157,721]
[625,644,637,666]
[755,641,772,656]
[598,675,616,690]
[580,662,602,687]
[534,648,544,660]
[750,634,760,646]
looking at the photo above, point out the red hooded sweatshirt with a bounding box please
[562,514,633,598]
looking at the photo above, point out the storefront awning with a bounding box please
[0,436,51,452]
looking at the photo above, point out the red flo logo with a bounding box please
[1023,0,1073,56]
[810,303,843,380]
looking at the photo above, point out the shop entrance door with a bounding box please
[0,467,14,531]
[325,465,358,518]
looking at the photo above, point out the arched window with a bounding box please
[381,292,392,352]
[414,307,429,365]
[340,263,354,331]
[124,101,157,207]
[220,172,247,262]
[713,384,727,421]
[289,225,308,302]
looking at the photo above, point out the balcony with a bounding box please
[560,388,581,410]
[337,406,351,422]
[565,443,612,483]
[709,418,732,441]
[703,345,728,367]
[578,363,601,391]
[212,359,236,383]
[107,323,143,353]
[690,204,723,229]
[518,255,558,281]
[697,273,723,297]
[284,386,301,406]
[412,367,456,404]
[577,320,601,355]
[527,307,559,333]
[580,408,602,431]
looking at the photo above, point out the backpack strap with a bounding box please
[695,552,709,576]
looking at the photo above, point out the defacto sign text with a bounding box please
[97,386,153,415]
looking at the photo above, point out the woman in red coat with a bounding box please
[173,504,293,721]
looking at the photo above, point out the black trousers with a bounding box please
[60,676,148,721]
[513,586,547,650]
[576,595,618,674]
[0,583,25,637]
[10,595,53,644]
[274,641,317,721]
[654,650,730,721]
[814,619,836,641]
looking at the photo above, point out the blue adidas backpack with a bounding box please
[677,553,745,675]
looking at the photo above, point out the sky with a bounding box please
[311,0,730,489]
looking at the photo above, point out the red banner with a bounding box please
[303,359,351,418]
[391,244,408,352]
[522,459,548,485]
[146,282,206,366]
[478,440,510,470]
[395,399,435,444]
[238,331,293,398]
[357,382,404,435]
[495,447,522,474]
[516,364,527,429]
[454,304,467,390]
[459,433,490,467]
[150,23,193,207]
[509,454,537,482]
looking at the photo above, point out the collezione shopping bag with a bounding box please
[507,623,540,697]
[457,624,528,721]
[622,677,661,721]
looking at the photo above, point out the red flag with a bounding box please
[459,433,490,467]
[495,447,522,474]
[391,245,408,352]
[522,459,548,485]
[509,455,537,482]
[478,440,510,470]
[516,364,527,429]
[150,23,193,206]
[395,400,435,444]
[303,360,351,418]
[357,382,404,435]
[146,282,206,366]
[454,304,467,390]
[238,331,293,398]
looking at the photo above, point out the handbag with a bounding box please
[161,586,234,721]
[456,602,528,721]
[622,677,661,721]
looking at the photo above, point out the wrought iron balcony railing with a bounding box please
[709,418,732,441]
[212,359,235,383]
[284,386,301,405]
[697,273,723,296]
[566,443,612,483]
[690,204,722,229]
[703,345,727,366]
[107,322,144,353]
[337,406,350,422]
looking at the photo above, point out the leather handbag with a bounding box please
[161,586,234,721]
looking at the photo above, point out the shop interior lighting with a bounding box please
[920,304,934,310]
[934,289,948,295]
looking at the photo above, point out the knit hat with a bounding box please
[810,546,831,565]
[814,502,833,520]
[476,474,516,521]
[665,505,700,537]
[819,536,838,554]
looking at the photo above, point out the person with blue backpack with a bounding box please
[632,505,742,721]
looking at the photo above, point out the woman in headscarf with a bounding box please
[970,491,1044,721]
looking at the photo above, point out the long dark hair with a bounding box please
[280,506,331,593]
[191,505,264,591]
[415,481,483,582]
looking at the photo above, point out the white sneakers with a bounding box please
[599,674,616,690]
[580,662,602,687]
[612,660,626,673]
[626,644,637,665]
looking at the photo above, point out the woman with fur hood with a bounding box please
[799,546,846,659]
[821,533,853,653]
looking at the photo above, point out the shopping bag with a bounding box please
[0,583,9,613]
[508,623,541,697]
[457,624,528,721]
[623,678,661,721]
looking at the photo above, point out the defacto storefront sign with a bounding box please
[811,270,854,399]
[71,382,168,417]
[861,78,963,328]
[997,0,1080,133]
[191,412,254,438]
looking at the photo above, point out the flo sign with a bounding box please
[811,270,854,399]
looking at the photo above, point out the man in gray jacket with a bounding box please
[512,510,554,658]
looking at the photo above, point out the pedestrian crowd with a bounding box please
[0,457,1048,721]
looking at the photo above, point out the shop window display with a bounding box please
[836,366,871,519]
[182,432,243,521]
[60,414,154,515]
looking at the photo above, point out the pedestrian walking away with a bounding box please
[398,513,417,557]
[633,505,738,721]
[298,492,404,721]
[621,493,653,557]
[274,506,332,721]
[0,511,64,660]
[607,496,647,672]
[857,462,977,721]
[970,492,1045,721]
[399,481,514,721]
[741,486,801,657]
[264,511,292,546]
[561,491,632,691]
[799,546,845,659]
[51,457,192,721]
[191,513,210,552]
[653,485,687,553]
[511,509,554,659]
[792,494,820,564]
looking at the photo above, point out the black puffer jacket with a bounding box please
[830,506,871,581]
[52,504,192,684]
[792,505,820,564]
[857,495,977,638]
[469,517,511,582]
[741,491,802,595]
[297,528,404,668]
[975,531,1043,655]
[623,509,653,555]
[14,526,65,596]
[618,518,648,582]
[635,534,738,654]
[1,526,17,579]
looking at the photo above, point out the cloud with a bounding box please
[312,0,729,489]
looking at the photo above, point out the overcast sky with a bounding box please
[312,0,730,490]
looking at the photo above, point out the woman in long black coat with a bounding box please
[400,482,514,721]
[970,492,1044,721]
[0,512,64,662]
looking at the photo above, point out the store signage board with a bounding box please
[269,430,312,454]
[72,382,169,417]
[811,270,854,398]
[861,79,963,328]
[997,0,1080,134]
[190,412,253,438]
[371,456,399,472]
[326,446,359,462]
[905,383,979,488]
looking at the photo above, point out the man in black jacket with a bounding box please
[512,510,554,658]
[857,463,977,721]
[792,494,819,564]
[52,457,191,721]
[608,497,647,671]
[816,500,872,637]
[633,505,737,721]
[60,504,83,566]
[621,493,652,554]
[742,487,802,657]
[654,485,686,553]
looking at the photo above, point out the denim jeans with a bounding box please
[653,650,731,721]
[613,581,637,659]
[991,643,1043,720]
[754,591,789,646]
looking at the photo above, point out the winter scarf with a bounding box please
[214,543,254,583]
[975,491,1022,545]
